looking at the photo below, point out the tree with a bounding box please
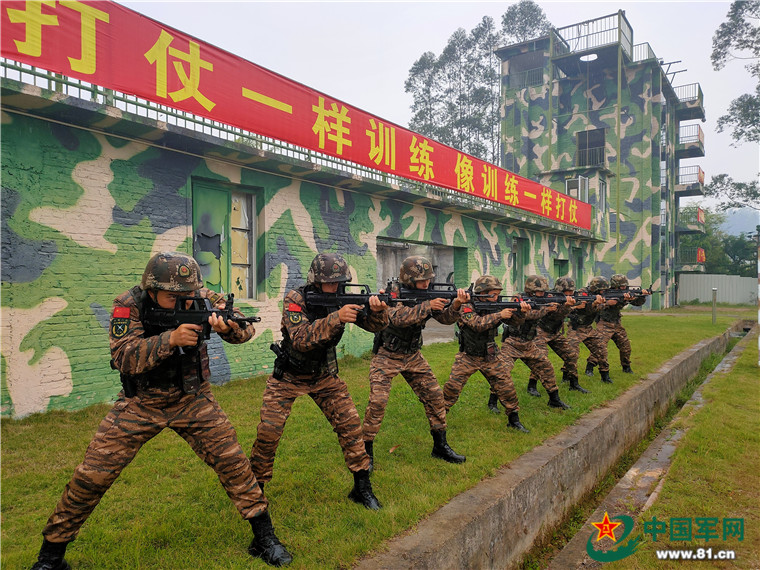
[711,0,760,144]
[708,1,760,210]
[703,174,760,211]
[501,0,552,44]
[405,3,552,164]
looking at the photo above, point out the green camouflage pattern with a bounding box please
[610,274,629,288]
[140,251,203,292]
[524,275,549,294]
[553,276,575,292]
[399,255,435,287]
[306,253,351,284]
[587,276,610,293]
[473,275,503,294]
[2,76,598,417]
[497,15,707,310]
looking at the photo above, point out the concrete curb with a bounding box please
[355,320,753,569]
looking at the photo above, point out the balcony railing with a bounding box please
[677,165,705,186]
[679,124,704,145]
[574,146,606,167]
[508,68,544,89]
[552,12,633,60]
[674,83,702,103]
[676,247,705,265]
[633,42,657,63]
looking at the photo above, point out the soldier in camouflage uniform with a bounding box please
[522,276,585,396]
[564,277,606,388]
[585,274,649,381]
[30,252,292,570]
[362,256,469,469]
[444,276,530,433]
[250,253,388,511]
[499,275,571,410]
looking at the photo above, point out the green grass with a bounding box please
[1,309,754,569]
[605,327,760,570]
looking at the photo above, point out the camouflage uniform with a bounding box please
[362,256,465,464]
[250,285,387,483]
[565,286,606,383]
[500,276,570,410]
[40,279,262,545]
[586,275,646,375]
[527,278,575,393]
[445,303,520,413]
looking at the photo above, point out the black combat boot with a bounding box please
[31,539,71,570]
[548,390,571,410]
[622,365,633,374]
[600,370,613,383]
[487,393,500,413]
[248,510,293,567]
[526,378,541,397]
[561,370,569,383]
[431,430,466,463]
[365,440,374,474]
[584,362,595,376]
[507,411,530,433]
[568,376,590,394]
[348,469,382,510]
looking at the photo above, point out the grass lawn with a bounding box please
[605,327,759,570]
[1,307,755,569]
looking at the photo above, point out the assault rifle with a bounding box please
[469,295,538,313]
[143,293,261,345]
[601,285,655,302]
[304,283,393,313]
[385,279,458,307]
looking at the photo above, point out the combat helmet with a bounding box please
[524,275,549,294]
[553,276,576,293]
[307,253,351,284]
[140,252,203,292]
[399,256,435,287]
[473,275,503,294]
[610,274,629,288]
[587,276,610,294]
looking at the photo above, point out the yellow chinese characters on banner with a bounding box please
[312,96,352,155]
[366,119,396,170]
[410,136,434,181]
[455,154,474,193]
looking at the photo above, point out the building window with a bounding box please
[598,178,607,212]
[193,180,258,299]
[575,128,605,167]
[566,176,589,202]
[553,259,569,279]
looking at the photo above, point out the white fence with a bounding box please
[679,274,758,305]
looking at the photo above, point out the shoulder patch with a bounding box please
[463,307,473,313]
[288,303,302,313]
[110,317,130,338]
[113,306,131,319]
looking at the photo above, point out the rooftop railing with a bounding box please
[552,12,633,60]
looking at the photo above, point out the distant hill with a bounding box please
[720,208,759,236]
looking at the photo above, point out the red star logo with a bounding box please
[591,511,622,542]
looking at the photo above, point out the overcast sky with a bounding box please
[120,1,759,208]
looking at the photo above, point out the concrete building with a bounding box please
[496,10,707,309]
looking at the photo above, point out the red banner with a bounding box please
[1,0,592,230]
[696,248,706,263]
[697,207,706,224]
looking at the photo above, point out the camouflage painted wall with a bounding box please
[1,106,594,418]
[499,40,684,308]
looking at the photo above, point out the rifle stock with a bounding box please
[304,283,392,311]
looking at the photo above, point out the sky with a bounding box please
[119,0,759,211]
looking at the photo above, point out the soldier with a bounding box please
[500,275,571,410]
[526,276,590,396]
[565,276,607,387]
[30,252,292,570]
[444,276,530,433]
[250,253,388,511]
[362,256,469,469]
[584,274,649,380]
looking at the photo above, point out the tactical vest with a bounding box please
[376,321,426,354]
[504,318,539,342]
[280,285,343,377]
[115,286,206,396]
[538,311,565,335]
[457,322,498,358]
[569,307,597,329]
[597,304,624,323]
